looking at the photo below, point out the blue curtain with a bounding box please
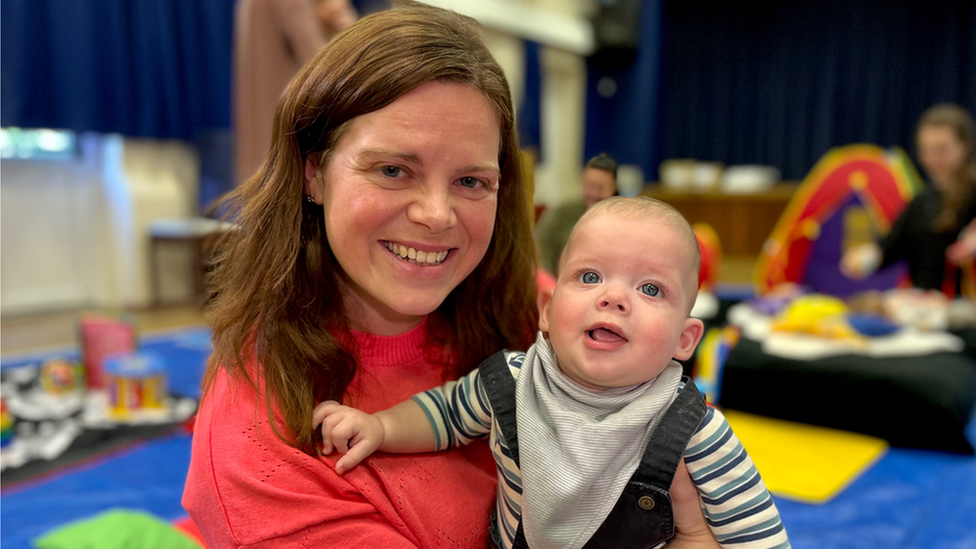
[584,0,664,176]
[586,0,976,182]
[657,0,976,181]
[1,0,235,139]
[518,40,543,161]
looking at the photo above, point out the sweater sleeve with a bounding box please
[878,193,923,269]
[684,407,791,548]
[410,366,494,450]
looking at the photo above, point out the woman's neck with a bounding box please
[340,283,426,336]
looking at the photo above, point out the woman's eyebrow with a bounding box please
[457,163,501,175]
[356,148,422,165]
[355,149,498,176]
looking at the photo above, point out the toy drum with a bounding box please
[103,352,167,418]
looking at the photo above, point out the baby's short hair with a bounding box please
[572,196,701,309]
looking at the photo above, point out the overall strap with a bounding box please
[632,377,707,489]
[479,350,521,468]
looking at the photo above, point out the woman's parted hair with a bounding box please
[205,1,538,452]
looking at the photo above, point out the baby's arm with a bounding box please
[313,399,436,474]
[684,407,791,548]
[313,365,494,473]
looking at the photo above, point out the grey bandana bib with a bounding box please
[514,332,682,549]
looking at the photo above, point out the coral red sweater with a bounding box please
[182,320,497,548]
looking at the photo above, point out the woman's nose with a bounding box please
[407,184,456,233]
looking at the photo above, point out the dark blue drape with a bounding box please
[586,0,976,182]
[658,0,976,181]
[1,0,235,139]
[518,40,543,161]
[584,0,664,176]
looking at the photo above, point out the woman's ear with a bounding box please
[673,318,705,361]
[304,155,322,203]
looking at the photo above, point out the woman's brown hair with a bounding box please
[204,1,538,452]
[917,103,976,232]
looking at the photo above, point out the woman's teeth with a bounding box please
[385,242,449,265]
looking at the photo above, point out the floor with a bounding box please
[0,304,208,357]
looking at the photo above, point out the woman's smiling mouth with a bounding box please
[384,241,451,266]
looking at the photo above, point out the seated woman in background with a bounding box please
[842,103,976,296]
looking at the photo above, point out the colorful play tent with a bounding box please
[755,145,922,296]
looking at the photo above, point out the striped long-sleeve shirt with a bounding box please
[412,350,790,549]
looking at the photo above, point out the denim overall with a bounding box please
[480,351,707,549]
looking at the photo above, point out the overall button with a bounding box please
[638,496,656,510]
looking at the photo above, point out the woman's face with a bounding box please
[306,82,502,335]
[917,124,969,188]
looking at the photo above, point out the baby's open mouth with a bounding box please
[384,241,450,266]
[587,327,627,343]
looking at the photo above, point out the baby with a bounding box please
[314,196,790,549]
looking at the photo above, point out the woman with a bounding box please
[842,103,976,295]
[183,4,718,547]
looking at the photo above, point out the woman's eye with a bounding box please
[640,283,660,297]
[580,272,601,284]
[381,166,402,178]
[458,176,483,189]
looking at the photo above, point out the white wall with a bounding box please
[1,141,101,315]
[1,136,199,316]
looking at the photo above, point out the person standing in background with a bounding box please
[233,0,358,185]
[535,153,618,275]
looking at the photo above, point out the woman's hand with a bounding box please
[665,460,720,549]
[312,400,386,474]
[840,243,882,279]
[947,219,976,265]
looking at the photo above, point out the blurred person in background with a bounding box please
[536,153,618,275]
[234,0,358,185]
[841,103,976,295]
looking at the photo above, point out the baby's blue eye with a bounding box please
[640,283,660,297]
[580,272,601,284]
[381,166,402,178]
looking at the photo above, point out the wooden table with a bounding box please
[148,218,235,308]
[641,184,798,256]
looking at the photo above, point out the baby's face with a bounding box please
[540,214,703,390]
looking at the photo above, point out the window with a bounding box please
[0,127,77,161]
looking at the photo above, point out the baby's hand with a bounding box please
[312,400,385,474]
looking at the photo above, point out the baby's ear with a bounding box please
[673,318,705,361]
[538,288,554,333]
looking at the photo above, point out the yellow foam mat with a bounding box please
[723,409,888,504]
